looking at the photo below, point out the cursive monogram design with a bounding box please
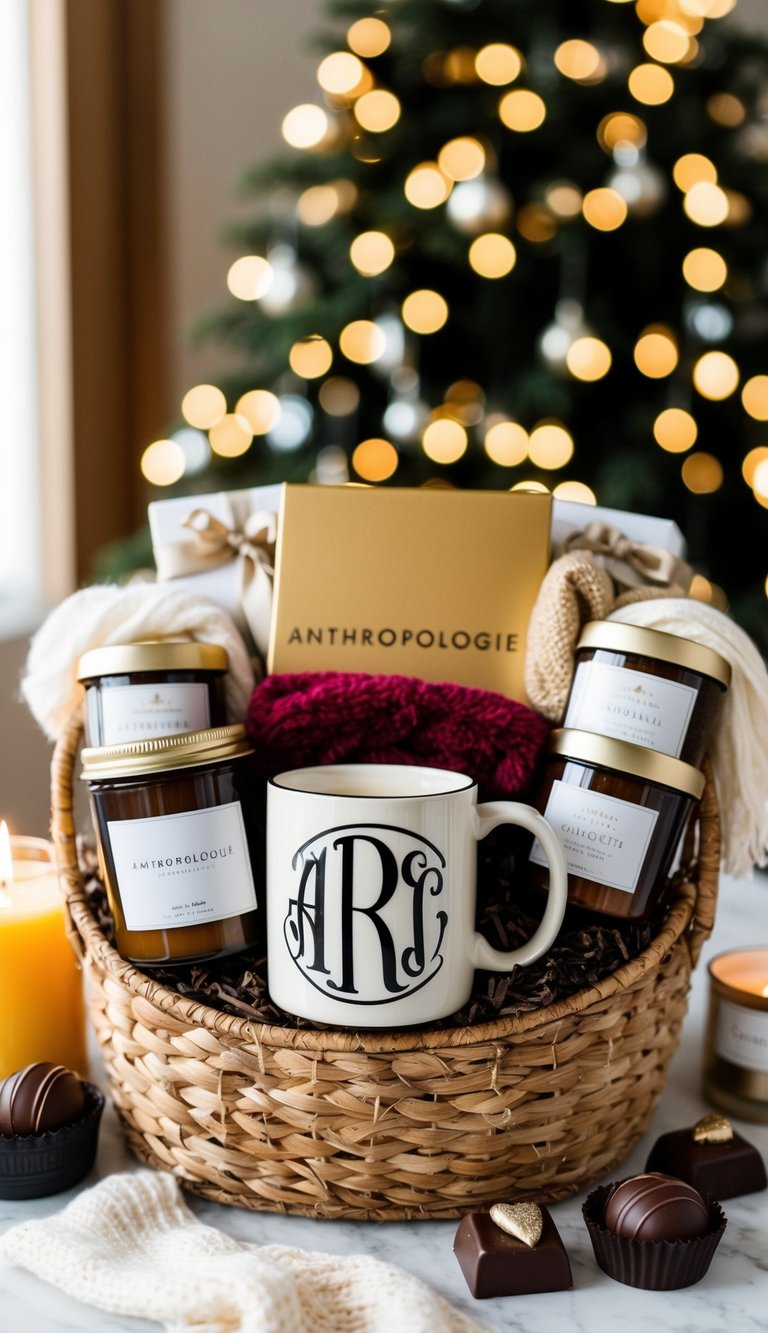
[283,823,448,1004]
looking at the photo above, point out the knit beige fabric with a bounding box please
[0,1170,489,1333]
[524,551,615,720]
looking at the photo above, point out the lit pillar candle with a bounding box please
[0,822,88,1080]
[703,947,768,1124]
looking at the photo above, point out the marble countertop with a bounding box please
[2,869,767,1333]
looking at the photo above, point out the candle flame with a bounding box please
[0,821,13,906]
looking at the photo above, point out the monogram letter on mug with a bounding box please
[267,764,568,1027]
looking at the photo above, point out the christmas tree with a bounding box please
[141,0,768,654]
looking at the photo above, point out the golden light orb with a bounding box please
[510,480,550,493]
[528,421,574,469]
[475,43,523,85]
[468,233,517,278]
[209,413,253,459]
[653,407,698,452]
[597,112,647,153]
[742,376,768,421]
[693,350,739,400]
[422,418,468,464]
[141,439,185,487]
[317,52,365,95]
[516,205,557,243]
[682,247,727,292]
[288,336,333,379]
[340,319,386,364]
[546,182,583,218]
[281,104,329,149]
[566,336,612,382]
[297,184,339,226]
[437,137,486,182]
[552,480,597,505]
[681,451,724,493]
[723,189,752,227]
[235,389,281,434]
[352,437,399,482]
[226,255,273,301]
[634,326,679,378]
[582,187,628,231]
[628,62,675,105]
[349,230,396,276]
[444,47,478,84]
[742,446,768,487]
[643,20,692,64]
[181,383,226,430]
[680,0,736,15]
[684,181,729,227]
[707,91,746,127]
[554,39,603,82]
[498,89,546,132]
[347,17,391,58]
[754,461,768,506]
[484,420,528,466]
[319,377,360,416]
[673,153,717,192]
[404,162,452,209]
[401,289,449,334]
[354,89,401,132]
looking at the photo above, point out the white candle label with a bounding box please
[564,661,697,757]
[107,802,257,931]
[100,683,210,743]
[529,779,658,893]
[714,997,768,1073]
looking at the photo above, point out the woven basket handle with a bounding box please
[684,755,720,967]
[50,710,89,962]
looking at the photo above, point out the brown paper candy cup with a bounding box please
[582,1181,727,1290]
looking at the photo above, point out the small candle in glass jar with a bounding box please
[703,948,768,1124]
[528,728,704,919]
[563,621,730,767]
[81,724,263,966]
[77,640,229,747]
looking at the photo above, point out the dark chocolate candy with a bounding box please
[0,1062,86,1136]
[453,1206,572,1298]
[604,1172,708,1242]
[646,1124,767,1201]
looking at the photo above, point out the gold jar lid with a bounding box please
[576,620,731,690]
[76,640,228,681]
[550,728,706,799]
[80,724,252,780]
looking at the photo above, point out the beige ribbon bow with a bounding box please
[561,519,692,593]
[162,506,277,659]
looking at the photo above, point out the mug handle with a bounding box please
[469,802,568,971]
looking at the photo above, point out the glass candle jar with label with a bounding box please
[703,949,768,1124]
[563,622,730,766]
[80,725,263,965]
[528,728,705,919]
[77,641,229,747]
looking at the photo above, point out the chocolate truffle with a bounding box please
[583,1176,727,1290]
[0,1063,104,1201]
[604,1172,709,1242]
[453,1202,572,1299]
[646,1114,767,1201]
[0,1062,86,1136]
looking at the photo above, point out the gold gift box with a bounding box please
[268,484,552,702]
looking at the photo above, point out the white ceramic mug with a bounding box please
[266,763,568,1028]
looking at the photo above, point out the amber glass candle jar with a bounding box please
[77,641,228,747]
[563,621,730,766]
[528,728,705,919]
[81,724,263,966]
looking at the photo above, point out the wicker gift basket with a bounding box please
[51,713,720,1221]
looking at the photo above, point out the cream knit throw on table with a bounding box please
[609,599,768,879]
[0,1170,488,1333]
[21,582,255,741]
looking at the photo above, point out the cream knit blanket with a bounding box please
[21,582,256,740]
[0,1170,488,1333]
